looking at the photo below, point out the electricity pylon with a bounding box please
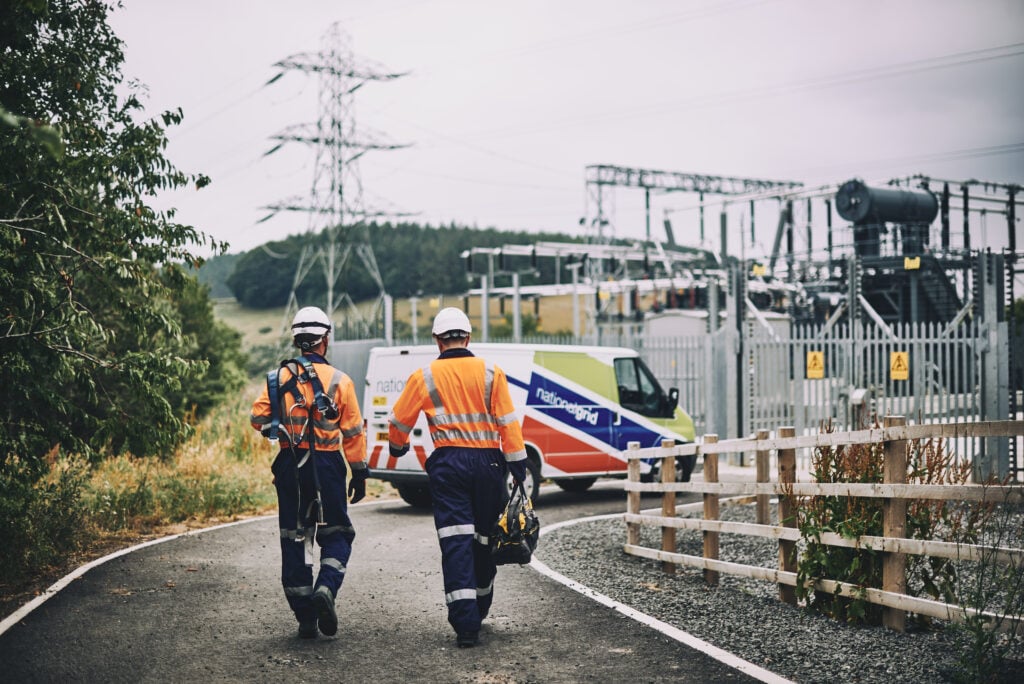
[262,22,407,340]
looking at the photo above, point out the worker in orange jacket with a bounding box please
[388,307,528,648]
[250,306,368,639]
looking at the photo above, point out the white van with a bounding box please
[363,343,696,507]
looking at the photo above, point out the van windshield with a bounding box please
[614,357,668,417]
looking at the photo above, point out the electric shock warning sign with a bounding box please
[890,351,909,381]
[806,351,825,379]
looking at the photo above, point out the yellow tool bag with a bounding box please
[491,481,540,565]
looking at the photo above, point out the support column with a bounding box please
[702,434,719,586]
[777,426,797,606]
[882,415,908,632]
[660,439,676,575]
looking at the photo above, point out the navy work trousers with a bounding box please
[425,446,508,634]
[271,449,355,623]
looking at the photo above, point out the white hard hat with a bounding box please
[292,306,332,338]
[432,307,472,338]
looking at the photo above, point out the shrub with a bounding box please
[0,453,91,584]
[793,422,979,626]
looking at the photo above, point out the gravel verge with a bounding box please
[537,502,1024,683]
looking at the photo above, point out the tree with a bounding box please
[163,267,247,419]
[0,0,231,466]
[225,221,582,309]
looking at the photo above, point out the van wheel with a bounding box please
[677,455,696,483]
[647,455,697,483]
[396,484,433,508]
[507,458,540,503]
[554,477,596,493]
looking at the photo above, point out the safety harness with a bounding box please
[265,355,339,528]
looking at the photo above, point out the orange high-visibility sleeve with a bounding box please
[388,367,426,454]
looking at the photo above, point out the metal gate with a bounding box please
[742,319,984,436]
[637,307,1012,480]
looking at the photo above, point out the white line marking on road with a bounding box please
[0,516,269,637]
[531,514,794,684]
[0,495,407,637]
[0,495,409,637]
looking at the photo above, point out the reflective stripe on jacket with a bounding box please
[388,350,526,464]
[250,359,367,468]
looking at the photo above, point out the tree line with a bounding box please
[223,223,582,309]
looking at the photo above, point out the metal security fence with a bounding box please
[387,311,1014,477]
[743,320,984,437]
[637,333,714,438]
[632,315,1008,476]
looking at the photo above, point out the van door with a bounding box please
[611,356,672,452]
[525,362,614,475]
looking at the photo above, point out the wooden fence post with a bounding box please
[755,428,771,525]
[777,426,797,605]
[702,434,719,586]
[627,441,641,547]
[882,415,908,632]
[660,439,677,575]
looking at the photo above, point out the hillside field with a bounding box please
[213,293,589,352]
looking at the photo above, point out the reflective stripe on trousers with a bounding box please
[426,445,508,633]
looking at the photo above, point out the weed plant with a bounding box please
[793,420,980,626]
[0,452,91,584]
[0,390,274,589]
[948,486,1024,683]
[85,390,276,530]
[790,421,1024,679]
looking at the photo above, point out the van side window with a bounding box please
[614,358,664,417]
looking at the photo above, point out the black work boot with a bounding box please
[312,587,337,636]
[456,631,479,648]
[298,619,318,639]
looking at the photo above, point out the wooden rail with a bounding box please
[622,418,1024,632]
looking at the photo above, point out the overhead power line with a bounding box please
[466,42,1024,141]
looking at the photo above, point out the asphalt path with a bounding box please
[0,483,759,683]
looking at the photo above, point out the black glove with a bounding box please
[389,443,409,459]
[348,469,368,504]
[508,459,527,484]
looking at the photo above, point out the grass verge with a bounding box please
[0,384,396,623]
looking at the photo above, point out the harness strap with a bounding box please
[296,356,339,420]
[265,365,305,443]
[265,369,283,441]
[275,355,338,528]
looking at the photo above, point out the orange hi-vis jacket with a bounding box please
[388,352,526,465]
[250,356,367,468]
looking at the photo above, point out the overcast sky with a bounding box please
[109,0,1023,260]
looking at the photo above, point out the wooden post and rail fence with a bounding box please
[623,418,1024,632]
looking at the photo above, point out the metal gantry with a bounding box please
[584,164,804,252]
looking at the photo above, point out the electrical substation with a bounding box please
[267,24,1022,480]
[458,167,1022,480]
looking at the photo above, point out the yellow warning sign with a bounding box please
[904,256,921,270]
[806,350,825,379]
[890,351,910,381]
[751,263,767,277]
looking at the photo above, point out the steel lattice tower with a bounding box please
[263,23,406,340]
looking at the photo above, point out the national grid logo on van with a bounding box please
[529,375,601,426]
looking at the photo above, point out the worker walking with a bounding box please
[388,307,528,648]
[250,306,368,639]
